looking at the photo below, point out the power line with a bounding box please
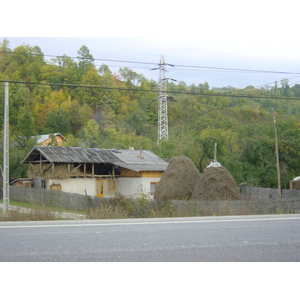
[2,51,300,76]
[2,80,300,101]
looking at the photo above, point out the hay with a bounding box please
[191,166,241,201]
[154,156,201,201]
[291,180,300,190]
[27,163,82,179]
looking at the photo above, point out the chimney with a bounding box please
[138,144,144,159]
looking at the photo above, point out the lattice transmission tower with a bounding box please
[153,56,175,145]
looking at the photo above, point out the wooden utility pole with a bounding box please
[273,109,281,198]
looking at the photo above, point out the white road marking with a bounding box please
[0,215,299,229]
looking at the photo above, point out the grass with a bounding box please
[0,199,86,222]
[0,207,59,221]
[2,195,299,222]
[8,200,85,215]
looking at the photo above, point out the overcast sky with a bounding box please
[2,0,300,89]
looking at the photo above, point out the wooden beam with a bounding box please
[70,164,82,175]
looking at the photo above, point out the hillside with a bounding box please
[1,38,300,188]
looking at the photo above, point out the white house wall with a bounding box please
[48,178,96,196]
[48,176,162,199]
[116,177,161,199]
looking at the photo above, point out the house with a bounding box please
[11,178,32,188]
[21,146,168,199]
[36,133,67,146]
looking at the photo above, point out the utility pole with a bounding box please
[2,82,9,214]
[273,108,281,198]
[152,56,175,146]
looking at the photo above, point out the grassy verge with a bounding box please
[9,200,85,215]
[85,194,207,219]
[2,194,294,222]
[0,199,86,222]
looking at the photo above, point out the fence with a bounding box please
[6,186,108,211]
[2,186,300,215]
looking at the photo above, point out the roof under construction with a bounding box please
[22,146,168,172]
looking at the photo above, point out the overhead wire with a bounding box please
[1,80,300,101]
[2,51,300,76]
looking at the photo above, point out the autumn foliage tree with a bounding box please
[2,38,300,188]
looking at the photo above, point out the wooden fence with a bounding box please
[6,186,107,211]
[2,186,300,215]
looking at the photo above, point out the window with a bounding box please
[41,179,46,189]
[150,182,158,195]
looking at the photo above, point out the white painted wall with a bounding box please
[48,178,96,195]
[116,177,161,199]
[48,176,162,199]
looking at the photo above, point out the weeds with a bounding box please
[85,194,203,219]
[86,204,129,219]
[0,207,59,221]
[2,195,299,222]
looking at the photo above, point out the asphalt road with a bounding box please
[1,214,300,262]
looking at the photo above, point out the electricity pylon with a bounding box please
[153,56,175,146]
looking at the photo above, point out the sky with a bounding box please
[2,1,300,89]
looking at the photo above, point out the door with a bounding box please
[96,180,104,197]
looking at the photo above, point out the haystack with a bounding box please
[191,164,241,201]
[154,155,201,201]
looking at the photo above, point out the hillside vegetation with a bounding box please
[1,38,300,188]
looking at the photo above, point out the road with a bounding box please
[0,214,300,261]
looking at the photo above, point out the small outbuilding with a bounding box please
[36,133,67,146]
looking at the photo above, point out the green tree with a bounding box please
[42,108,71,135]
[77,45,95,79]
[82,119,101,147]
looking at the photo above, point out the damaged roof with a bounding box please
[22,146,168,172]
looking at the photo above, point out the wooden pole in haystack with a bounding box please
[214,143,217,162]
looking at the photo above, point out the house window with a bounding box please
[41,179,46,189]
[150,182,158,195]
[108,179,116,191]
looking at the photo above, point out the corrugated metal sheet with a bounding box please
[112,150,168,172]
[22,147,120,164]
[22,147,168,172]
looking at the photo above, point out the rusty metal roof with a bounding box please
[22,146,168,172]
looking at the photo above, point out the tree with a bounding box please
[82,119,101,147]
[42,108,71,135]
[61,99,93,134]
[118,67,145,86]
[77,45,94,79]
[197,126,241,177]
[33,89,66,131]
[0,38,11,79]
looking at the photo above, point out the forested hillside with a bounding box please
[1,38,300,188]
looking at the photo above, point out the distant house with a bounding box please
[36,133,67,146]
[21,146,168,199]
[11,178,32,188]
